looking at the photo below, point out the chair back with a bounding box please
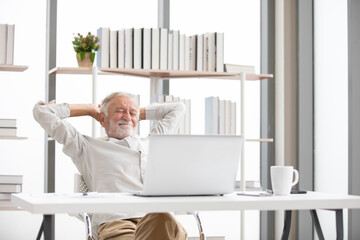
[74,173,89,193]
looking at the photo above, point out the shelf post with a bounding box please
[240,72,246,191]
[240,72,246,240]
[92,66,98,137]
[45,0,57,239]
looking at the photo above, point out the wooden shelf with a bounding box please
[0,200,21,211]
[245,138,273,142]
[0,136,27,140]
[49,67,273,80]
[0,65,28,72]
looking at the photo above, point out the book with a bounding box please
[6,24,14,65]
[0,24,7,65]
[0,118,16,128]
[141,28,151,70]
[207,32,216,72]
[124,28,133,69]
[133,28,142,69]
[219,100,226,134]
[118,29,125,69]
[96,27,110,68]
[215,32,224,72]
[185,35,190,71]
[0,193,11,200]
[196,34,204,71]
[225,100,231,134]
[109,30,118,68]
[159,28,168,70]
[224,63,256,74]
[203,34,208,72]
[0,175,23,184]
[151,28,160,70]
[0,184,22,193]
[205,96,219,134]
[189,35,197,71]
[0,127,16,136]
[172,30,179,70]
[167,31,173,70]
[230,102,236,134]
[179,34,185,71]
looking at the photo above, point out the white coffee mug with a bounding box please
[271,166,299,196]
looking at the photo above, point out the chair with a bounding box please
[74,173,205,240]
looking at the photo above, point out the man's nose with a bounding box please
[122,111,131,121]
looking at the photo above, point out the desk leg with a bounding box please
[37,215,55,240]
[36,220,44,240]
[310,210,325,240]
[335,209,343,240]
[281,210,292,240]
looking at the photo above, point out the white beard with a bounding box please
[106,119,135,139]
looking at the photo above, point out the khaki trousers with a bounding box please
[98,213,188,240]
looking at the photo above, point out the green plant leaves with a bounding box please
[73,32,99,53]
[90,52,95,63]
[79,52,85,60]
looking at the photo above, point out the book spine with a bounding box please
[173,30,179,70]
[109,30,118,68]
[216,32,224,72]
[125,28,133,69]
[167,31,173,70]
[0,24,7,64]
[142,28,151,70]
[118,29,125,69]
[197,34,204,72]
[159,28,168,70]
[151,28,160,70]
[179,34,185,71]
[6,24,14,65]
[133,28,142,69]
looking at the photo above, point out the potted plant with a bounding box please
[72,32,100,67]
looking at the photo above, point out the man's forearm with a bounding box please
[70,104,99,120]
[140,107,146,120]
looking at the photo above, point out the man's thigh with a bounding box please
[98,218,141,240]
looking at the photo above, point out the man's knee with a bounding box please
[135,213,187,240]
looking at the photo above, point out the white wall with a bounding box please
[0,0,260,239]
[314,0,348,239]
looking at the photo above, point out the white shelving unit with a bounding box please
[0,64,28,210]
[49,66,273,191]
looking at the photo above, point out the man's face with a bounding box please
[101,96,138,139]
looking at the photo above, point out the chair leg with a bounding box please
[188,211,205,240]
[81,213,93,240]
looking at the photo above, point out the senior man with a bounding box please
[33,92,187,240]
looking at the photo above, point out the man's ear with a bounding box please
[99,112,106,128]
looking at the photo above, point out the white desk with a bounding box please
[12,191,360,240]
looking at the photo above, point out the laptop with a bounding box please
[135,134,243,196]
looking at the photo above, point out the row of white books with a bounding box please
[151,94,191,134]
[205,96,237,135]
[0,118,17,136]
[0,175,23,200]
[97,27,224,72]
[0,24,15,65]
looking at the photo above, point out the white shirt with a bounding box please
[33,101,186,229]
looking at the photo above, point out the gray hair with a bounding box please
[100,92,139,116]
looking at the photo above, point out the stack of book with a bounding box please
[0,175,23,201]
[97,27,224,72]
[205,96,236,135]
[0,118,17,137]
[0,23,15,65]
[150,94,191,134]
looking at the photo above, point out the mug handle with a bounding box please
[291,169,299,187]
